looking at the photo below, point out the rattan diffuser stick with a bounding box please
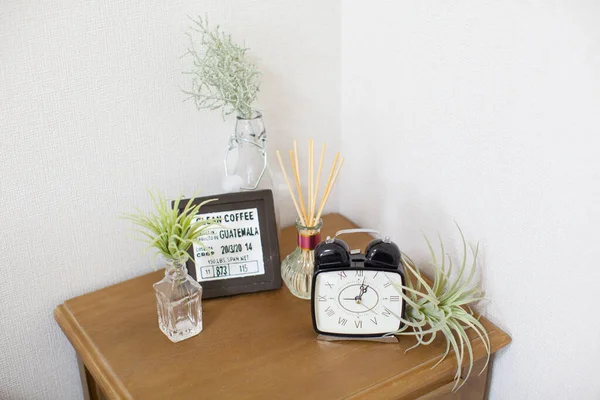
[276,151,306,226]
[277,140,343,227]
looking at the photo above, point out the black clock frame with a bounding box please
[310,267,407,338]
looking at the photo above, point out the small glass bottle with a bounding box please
[281,219,323,299]
[154,259,203,343]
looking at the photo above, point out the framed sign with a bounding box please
[175,190,281,299]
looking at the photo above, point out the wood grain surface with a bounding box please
[54,213,511,399]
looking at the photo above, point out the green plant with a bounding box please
[124,190,219,265]
[183,15,260,119]
[388,226,490,391]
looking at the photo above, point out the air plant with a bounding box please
[123,190,219,265]
[387,225,490,391]
[183,15,260,119]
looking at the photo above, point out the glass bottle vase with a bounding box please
[153,259,203,343]
[224,111,274,192]
[223,110,280,229]
[281,219,323,299]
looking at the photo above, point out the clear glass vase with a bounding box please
[223,110,280,228]
[224,111,274,192]
[153,259,203,343]
[281,219,323,299]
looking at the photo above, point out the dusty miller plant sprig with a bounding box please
[123,190,220,266]
[183,15,260,119]
[386,225,491,391]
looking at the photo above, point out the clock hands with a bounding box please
[340,279,371,304]
[356,278,376,314]
[359,278,368,294]
[355,278,368,303]
[337,279,380,315]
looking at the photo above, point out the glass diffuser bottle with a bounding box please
[154,259,203,343]
[281,218,323,299]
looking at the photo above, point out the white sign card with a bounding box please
[192,207,265,282]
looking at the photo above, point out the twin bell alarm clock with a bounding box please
[310,229,406,338]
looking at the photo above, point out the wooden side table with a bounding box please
[55,213,510,400]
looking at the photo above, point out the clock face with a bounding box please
[313,269,403,336]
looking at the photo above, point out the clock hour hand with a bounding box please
[342,297,364,304]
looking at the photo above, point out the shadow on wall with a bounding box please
[346,169,489,316]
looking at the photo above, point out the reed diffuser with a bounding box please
[276,140,344,299]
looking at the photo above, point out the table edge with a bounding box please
[54,304,132,400]
[55,298,510,400]
[346,326,511,399]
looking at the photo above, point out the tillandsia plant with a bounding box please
[387,225,491,391]
[183,15,260,119]
[124,190,219,265]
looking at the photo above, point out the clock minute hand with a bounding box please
[356,278,368,300]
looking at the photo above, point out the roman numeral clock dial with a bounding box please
[313,270,403,335]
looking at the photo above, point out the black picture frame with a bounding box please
[175,190,281,299]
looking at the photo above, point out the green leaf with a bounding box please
[122,190,220,263]
[389,224,490,390]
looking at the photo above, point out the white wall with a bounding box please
[4,1,599,398]
[341,1,600,399]
[0,1,339,398]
